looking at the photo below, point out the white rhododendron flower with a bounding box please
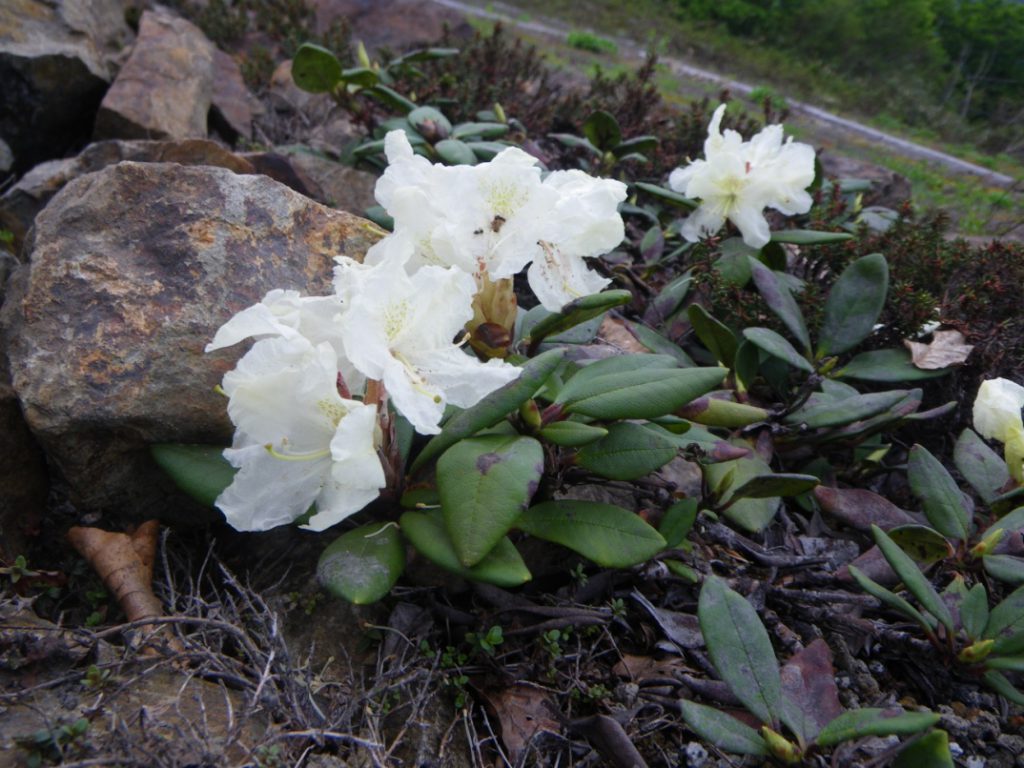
[216,336,385,532]
[335,237,521,435]
[371,130,627,310]
[973,377,1024,483]
[206,289,364,392]
[669,104,816,249]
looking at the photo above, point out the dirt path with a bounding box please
[431,0,1017,188]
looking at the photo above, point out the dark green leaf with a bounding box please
[434,138,477,165]
[613,135,659,156]
[743,327,813,372]
[665,559,699,581]
[698,575,782,727]
[983,555,1024,584]
[576,422,677,480]
[291,43,342,93]
[517,500,666,567]
[339,66,378,87]
[984,585,1024,651]
[151,443,234,508]
[363,204,394,231]
[677,396,769,428]
[873,525,954,632]
[438,435,543,566]
[582,109,621,150]
[621,320,696,365]
[729,473,820,500]
[317,523,405,604]
[817,253,889,357]
[400,511,531,586]
[962,583,991,640]
[815,708,940,748]
[558,354,679,395]
[660,499,698,548]
[982,671,1024,706]
[364,84,417,114]
[770,230,854,245]
[733,340,760,390]
[526,289,632,347]
[908,444,970,541]
[747,257,810,351]
[451,122,509,140]
[678,700,768,756]
[955,429,1010,505]
[985,656,1024,672]
[392,47,460,64]
[993,486,1024,517]
[786,390,909,429]
[633,181,699,209]
[467,140,514,160]
[706,454,782,532]
[559,367,728,420]
[408,105,452,137]
[837,348,949,382]
[548,132,601,155]
[687,305,738,367]
[411,349,564,473]
[848,565,936,634]
[887,525,954,564]
[539,421,608,447]
[647,274,692,325]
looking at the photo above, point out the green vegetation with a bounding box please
[566,30,618,55]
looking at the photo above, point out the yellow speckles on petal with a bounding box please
[483,180,530,220]
[317,399,349,427]
[382,300,411,343]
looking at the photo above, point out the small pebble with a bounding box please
[683,741,708,767]
[950,742,965,757]
[966,757,986,768]
[868,660,886,675]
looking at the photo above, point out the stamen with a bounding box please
[264,444,331,462]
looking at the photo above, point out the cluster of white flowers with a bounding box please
[669,104,816,249]
[208,130,630,532]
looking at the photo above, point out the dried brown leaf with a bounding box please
[903,330,973,370]
[780,639,844,743]
[482,683,560,765]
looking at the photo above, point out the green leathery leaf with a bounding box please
[582,109,621,150]
[993,486,1024,517]
[743,327,814,372]
[727,473,820,501]
[677,396,769,428]
[526,290,632,347]
[705,453,782,532]
[438,435,543,566]
[814,708,939,748]
[539,421,608,447]
[770,229,854,245]
[984,555,1024,584]
[981,671,1024,706]
[962,583,991,640]
[733,340,760,390]
[434,138,477,165]
[411,349,564,473]
[467,140,514,161]
[817,253,889,357]
[660,499,698,548]
[516,500,666,568]
[451,121,509,140]
[887,525,954,564]
[698,575,782,728]
[559,367,728,420]
[548,132,601,155]
[908,444,971,541]
[873,525,954,632]
[613,134,659,156]
[687,304,739,367]
[678,700,768,756]
[622,320,696,366]
[291,43,342,93]
[892,728,954,768]
[837,348,949,383]
[400,511,531,586]
[714,241,754,287]
[785,390,909,429]
[317,523,405,605]
[848,565,937,635]
[557,353,679,399]
[983,585,1024,648]
[339,66,378,87]
[747,257,810,351]
[407,105,452,137]
[632,181,699,209]
[364,84,417,114]
[151,443,235,508]
[575,422,677,480]
[955,428,1010,505]
[985,656,1024,672]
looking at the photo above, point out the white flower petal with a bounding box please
[974,378,1024,444]
[527,243,611,311]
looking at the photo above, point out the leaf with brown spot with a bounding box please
[903,330,973,370]
[779,639,844,744]
[483,683,560,765]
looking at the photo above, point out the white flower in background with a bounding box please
[973,377,1024,483]
[206,289,364,392]
[529,169,627,310]
[335,238,521,434]
[669,104,816,249]
[217,336,385,532]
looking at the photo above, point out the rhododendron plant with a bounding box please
[669,104,815,249]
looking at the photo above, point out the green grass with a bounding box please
[566,31,618,55]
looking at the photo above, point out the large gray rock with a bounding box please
[0,138,256,255]
[0,0,132,172]
[209,48,263,142]
[94,10,214,141]
[2,161,385,523]
[310,0,472,53]
[820,153,912,210]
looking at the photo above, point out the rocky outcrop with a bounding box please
[0,139,256,255]
[2,161,385,524]
[0,0,133,172]
[94,10,215,142]
[210,49,263,142]
[310,0,472,52]
[820,153,912,210]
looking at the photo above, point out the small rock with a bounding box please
[819,153,912,210]
[94,10,214,141]
[2,161,384,524]
[0,138,255,254]
[209,48,263,142]
[285,150,377,213]
[0,0,133,171]
[682,741,708,767]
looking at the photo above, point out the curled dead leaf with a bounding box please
[903,329,973,370]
